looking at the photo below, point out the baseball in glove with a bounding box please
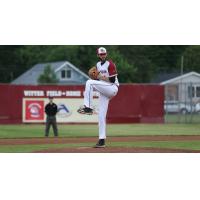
[88,66,99,80]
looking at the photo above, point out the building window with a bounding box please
[188,86,195,98]
[196,86,200,97]
[66,70,71,78]
[61,70,65,78]
[188,86,200,98]
[61,70,71,79]
[166,84,178,100]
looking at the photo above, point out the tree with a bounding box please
[183,46,200,73]
[37,65,58,84]
[146,45,188,73]
[0,45,21,82]
[118,45,188,82]
[0,45,193,84]
[108,48,137,83]
[118,46,154,82]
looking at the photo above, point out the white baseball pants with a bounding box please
[84,79,118,139]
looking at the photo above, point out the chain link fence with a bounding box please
[164,82,200,123]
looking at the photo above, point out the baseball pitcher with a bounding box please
[77,47,119,148]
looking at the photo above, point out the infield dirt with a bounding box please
[1,135,200,153]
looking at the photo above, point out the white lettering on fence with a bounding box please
[24,90,82,97]
[24,91,44,96]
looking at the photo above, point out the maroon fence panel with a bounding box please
[0,84,164,124]
[107,84,164,123]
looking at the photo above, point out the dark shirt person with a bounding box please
[45,96,58,137]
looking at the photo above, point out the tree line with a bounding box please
[0,45,200,83]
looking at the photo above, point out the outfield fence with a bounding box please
[0,84,164,124]
[1,83,200,124]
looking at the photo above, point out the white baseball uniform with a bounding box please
[84,60,119,139]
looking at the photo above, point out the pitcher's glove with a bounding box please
[88,66,99,80]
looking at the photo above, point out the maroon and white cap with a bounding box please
[97,47,107,55]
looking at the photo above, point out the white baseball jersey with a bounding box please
[83,59,119,139]
[96,60,119,86]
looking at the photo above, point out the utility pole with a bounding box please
[181,55,184,76]
[179,56,184,123]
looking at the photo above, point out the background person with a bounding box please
[45,96,58,137]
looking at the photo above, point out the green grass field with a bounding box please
[0,123,200,138]
[165,114,200,123]
[0,124,200,152]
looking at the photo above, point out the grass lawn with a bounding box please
[110,141,200,151]
[0,124,200,138]
[165,114,200,123]
[0,124,200,152]
[0,143,93,153]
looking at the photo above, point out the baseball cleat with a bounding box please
[77,106,93,115]
[94,139,106,148]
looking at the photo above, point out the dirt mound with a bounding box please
[34,146,200,153]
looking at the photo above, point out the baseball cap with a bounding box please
[97,47,107,55]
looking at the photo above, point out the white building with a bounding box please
[160,72,200,103]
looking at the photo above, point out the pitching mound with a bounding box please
[34,146,200,153]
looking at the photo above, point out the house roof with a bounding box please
[151,72,181,83]
[54,61,89,79]
[160,71,200,85]
[11,61,89,85]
